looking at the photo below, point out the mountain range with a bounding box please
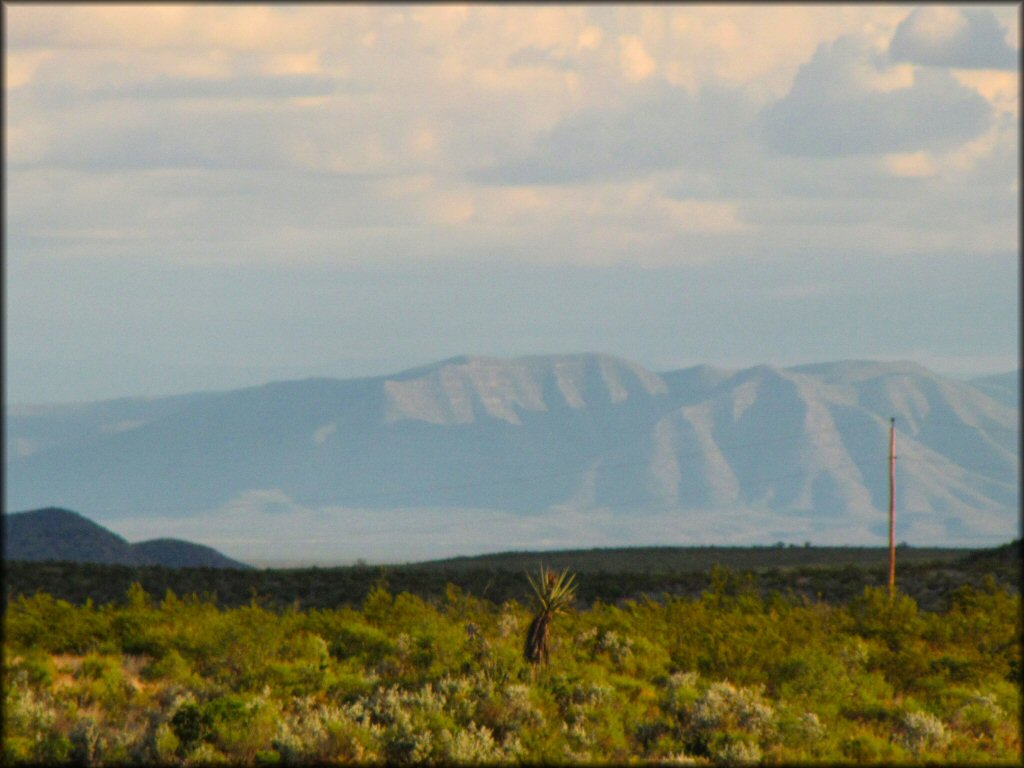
[4,355,1019,563]
[3,507,251,569]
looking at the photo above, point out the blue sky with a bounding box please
[5,5,1020,405]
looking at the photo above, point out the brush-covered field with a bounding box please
[4,564,1020,765]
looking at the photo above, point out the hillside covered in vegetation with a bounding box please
[6,541,1019,613]
[4,554,1021,764]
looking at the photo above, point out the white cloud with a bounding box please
[312,423,336,446]
[883,151,938,178]
[619,35,657,81]
[3,5,1017,405]
[577,26,603,52]
[890,7,1017,70]
[4,49,53,90]
[951,69,1018,118]
[761,35,992,156]
[476,81,757,184]
[898,6,967,45]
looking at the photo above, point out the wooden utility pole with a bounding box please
[888,417,896,598]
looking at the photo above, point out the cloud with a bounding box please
[5,50,54,90]
[2,5,1017,426]
[475,81,756,184]
[506,45,578,71]
[760,35,992,156]
[16,108,291,172]
[889,7,1018,70]
[95,73,342,101]
[619,35,657,81]
[5,5,330,54]
[882,151,939,179]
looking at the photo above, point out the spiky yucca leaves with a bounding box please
[524,566,577,665]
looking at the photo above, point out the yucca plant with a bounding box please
[523,565,577,665]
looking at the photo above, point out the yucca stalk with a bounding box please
[523,565,577,665]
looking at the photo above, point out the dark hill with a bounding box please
[3,507,130,564]
[131,538,250,569]
[3,507,250,569]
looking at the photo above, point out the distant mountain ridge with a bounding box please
[3,508,251,569]
[4,354,1019,559]
[969,370,1020,409]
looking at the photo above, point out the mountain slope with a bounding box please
[3,508,251,569]
[969,370,1020,409]
[4,355,1018,559]
[130,538,251,569]
[4,507,131,564]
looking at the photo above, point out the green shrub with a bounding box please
[841,733,899,763]
[847,587,924,649]
[71,652,133,714]
[952,691,1005,739]
[205,694,282,760]
[330,622,397,665]
[170,701,213,755]
[9,651,57,688]
[143,648,196,685]
[6,593,109,654]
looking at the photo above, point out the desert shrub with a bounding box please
[928,653,984,686]
[476,681,545,741]
[677,680,776,759]
[152,721,181,762]
[326,666,382,701]
[549,674,612,718]
[73,652,133,714]
[4,671,62,762]
[8,651,57,688]
[330,622,397,666]
[266,631,331,695]
[271,696,381,762]
[33,733,73,764]
[184,741,230,765]
[702,566,762,610]
[841,732,905,763]
[774,708,826,756]
[893,709,949,756]
[360,582,397,626]
[6,593,109,654]
[497,602,523,638]
[68,717,102,764]
[707,731,761,765]
[951,690,1006,739]
[1,573,1019,765]
[663,671,702,718]
[838,636,870,671]
[683,595,791,685]
[106,582,167,656]
[770,644,854,701]
[437,722,506,763]
[170,701,214,756]
[76,651,118,681]
[694,681,775,736]
[847,586,924,649]
[2,736,34,764]
[170,604,289,690]
[940,579,1022,681]
[143,648,197,686]
[357,685,436,763]
[205,693,283,760]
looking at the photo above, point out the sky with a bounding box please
[5,4,1020,406]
